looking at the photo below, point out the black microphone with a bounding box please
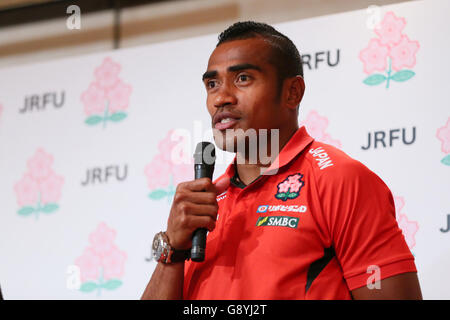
[191,141,216,262]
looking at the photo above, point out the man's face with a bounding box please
[202,37,284,152]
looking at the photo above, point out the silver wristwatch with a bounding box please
[152,232,190,264]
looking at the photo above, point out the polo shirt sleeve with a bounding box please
[316,159,417,291]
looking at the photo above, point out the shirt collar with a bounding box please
[222,126,314,181]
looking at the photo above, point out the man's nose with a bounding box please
[214,83,237,108]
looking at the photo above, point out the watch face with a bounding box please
[152,233,163,261]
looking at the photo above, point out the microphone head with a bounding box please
[194,142,216,166]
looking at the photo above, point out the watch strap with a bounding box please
[168,248,191,263]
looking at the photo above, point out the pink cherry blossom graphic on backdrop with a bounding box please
[359,11,419,88]
[94,58,121,89]
[39,173,64,205]
[107,80,132,114]
[436,117,450,166]
[81,83,107,116]
[14,175,39,207]
[27,148,53,182]
[389,35,420,72]
[75,222,127,295]
[89,222,117,258]
[14,149,64,219]
[81,57,132,128]
[374,11,406,47]
[299,110,342,149]
[359,39,389,74]
[75,248,101,283]
[145,130,193,202]
[394,195,419,250]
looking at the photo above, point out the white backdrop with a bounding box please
[0,0,449,299]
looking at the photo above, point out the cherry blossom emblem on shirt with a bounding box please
[81,57,132,128]
[14,149,64,219]
[275,173,305,202]
[359,11,419,88]
[145,130,192,202]
[436,117,450,166]
[75,222,127,295]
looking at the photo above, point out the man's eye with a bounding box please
[237,74,250,82]
[207,80,217,89]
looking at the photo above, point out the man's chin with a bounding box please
[211,127,280,166]
[212,131,237,153]
[212,128,253,154]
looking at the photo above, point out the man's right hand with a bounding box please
[165,177,229,250]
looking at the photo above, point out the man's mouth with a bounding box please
[213,112,241,130]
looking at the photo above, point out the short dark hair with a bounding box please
[217,21,304,93]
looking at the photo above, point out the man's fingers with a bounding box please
[182,202,218,219]
[188,215,217,232]
[176,191,217,205]
[167,177,228,250]
[177,176,230,195]
[180,178,214,192]
[214,177,230,195]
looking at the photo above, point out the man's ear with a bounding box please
[285,76,305,110]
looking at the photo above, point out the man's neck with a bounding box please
[235,125,298,186]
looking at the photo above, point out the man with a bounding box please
[142,21,422,300]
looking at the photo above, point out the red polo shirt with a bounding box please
[183,126,416,299]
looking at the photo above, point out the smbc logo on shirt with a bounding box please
[256,216,299,229]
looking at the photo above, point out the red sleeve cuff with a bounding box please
[345,259,417,291]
